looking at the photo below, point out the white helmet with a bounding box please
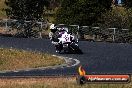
[50,24,55,29]
[50,24,57,33]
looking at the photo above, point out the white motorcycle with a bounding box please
[57,32,82,54]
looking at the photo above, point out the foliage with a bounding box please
[99,6,132,29]
[4,0,51,38]
[127,8,132,30]
[122,0,132,8]
[48,0,62,10]
[4,0,50,20]
[55,0,113,26]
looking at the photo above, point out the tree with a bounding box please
[122,0,132,8]
[55,0,113,26]
[5,0,50,20]
[99,7,131,29]
[48,0,62,9]
[4,0,51,38]
[112,0,118,5]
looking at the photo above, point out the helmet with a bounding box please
[50,24,57,33]
[50,24,56,29]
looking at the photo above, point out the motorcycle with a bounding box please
[57,31,83,54]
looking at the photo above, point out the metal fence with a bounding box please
[0,19,48,38]
[46,24,132,43]
[79,26,132,43]
[0,19,132,43]
[57,24,132,43]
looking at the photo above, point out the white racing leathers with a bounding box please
[58,32,82,53]
[58,32,74,44]
[49,31,82,53]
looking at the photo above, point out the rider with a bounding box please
[49,24,64,42]
[49,24,76,53]
[49,24,56,41]
[49,24,66,52]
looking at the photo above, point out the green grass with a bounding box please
[0,48,65,71]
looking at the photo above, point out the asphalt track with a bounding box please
[0,37,132,76]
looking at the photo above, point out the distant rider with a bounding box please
[49,24,76,53]
[49,24,63,52]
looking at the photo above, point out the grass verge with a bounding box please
[0,77,131,88]
[0,0,7,19]
[0,48,65,71]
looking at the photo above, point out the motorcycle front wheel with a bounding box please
[69,43,83,54]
